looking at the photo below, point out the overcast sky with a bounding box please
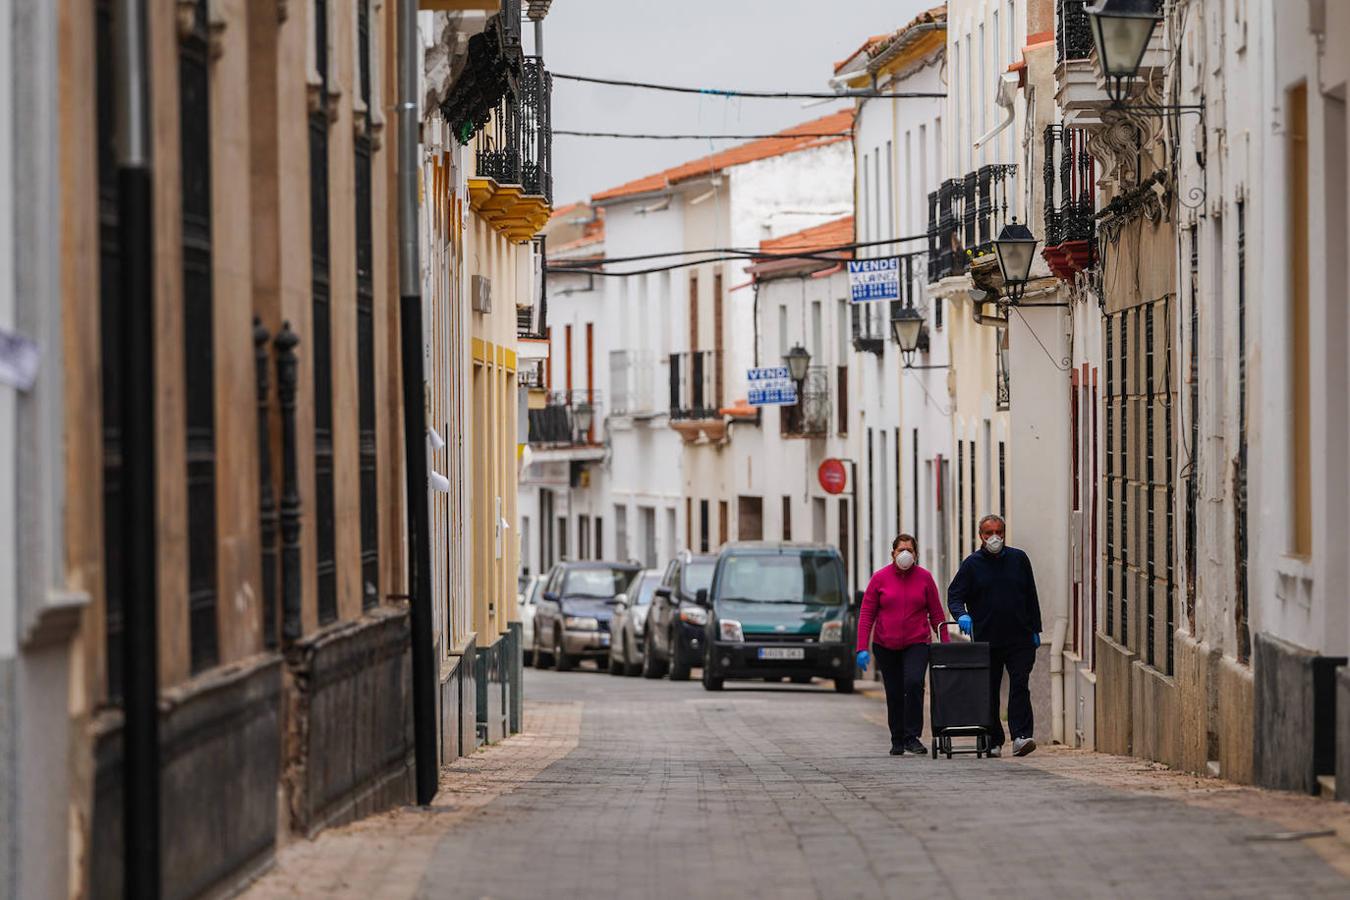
[533,0,931,206]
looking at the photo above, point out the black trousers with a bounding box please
[988,643,1037,747]
[873,643,929,747]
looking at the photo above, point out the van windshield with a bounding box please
[716,553,845,605]
[683,561,715,595]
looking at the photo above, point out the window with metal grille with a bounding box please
[355,0,379,609]
[968,440,977,552]
[1185,225,1198,634]
[957,442,965,558]
[998,442,1006,518]
[311,0,338,623]
[96,0,124,700]
[1102,298,1175,672]
[181,0,219,672]
[1235,203,1251,662]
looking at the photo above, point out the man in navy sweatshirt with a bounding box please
[947,514,1042,757]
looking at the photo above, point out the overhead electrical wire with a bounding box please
[547,232,931,268]
[555,129,854,140]
[552,71,945,101]
[547,247,928,279]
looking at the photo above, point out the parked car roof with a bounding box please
[719,541,841,554]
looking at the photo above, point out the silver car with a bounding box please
[608,570,662,677]
[517,574,545,665]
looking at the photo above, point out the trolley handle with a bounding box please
[935,619,972,642]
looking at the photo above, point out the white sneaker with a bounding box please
[1012,737,1037,757]
[987,745,1001,758]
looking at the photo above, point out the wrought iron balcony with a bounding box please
[475,56,553,204]
[926,164,1017,283]
[780,366,831,437]
[1057,0,1165,64]
[851,302,886,356]
[1042,124,1096,280]
[527,389,601,446]
[668,350,723,420]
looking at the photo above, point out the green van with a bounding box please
[698,542,855,693]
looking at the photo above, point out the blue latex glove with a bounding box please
[957,615,972,636]
[1033,632,1041,648]
[856,650,871,672]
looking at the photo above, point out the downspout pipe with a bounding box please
[114,0,160,896]
[398,0,438,806]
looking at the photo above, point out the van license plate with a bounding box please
[758,648,804,660]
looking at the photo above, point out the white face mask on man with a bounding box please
[983,535,1005,554]
[894,550,916,571]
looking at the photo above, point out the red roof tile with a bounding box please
[591,110,854,203]
[759,215,855,257]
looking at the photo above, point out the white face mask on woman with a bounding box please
[895,550,916,571]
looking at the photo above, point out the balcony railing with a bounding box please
[528,389,601,446]
[669,350,722,420]
[1042,124,1096,279]
[610,349,659,416]
[780,366,831,437]
[1057,0,1164,64]
[475,55,553,204]
[851,303,885,356]
[926,164,1017,283]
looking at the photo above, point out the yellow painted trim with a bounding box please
[471,337,488,363]
[875,30,947,80]
[504,349,517,370]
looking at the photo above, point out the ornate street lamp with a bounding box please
[1086,0,1163,104]
[783,343,811,382]
[993,220,1039,304]
[890,305,947,370]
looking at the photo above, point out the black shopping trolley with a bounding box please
[928,630,991,759]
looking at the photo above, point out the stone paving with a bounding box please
[244,666,1350,900]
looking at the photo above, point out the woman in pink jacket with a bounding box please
[855,533,949,755]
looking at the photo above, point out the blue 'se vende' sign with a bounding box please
[847,257,901,303]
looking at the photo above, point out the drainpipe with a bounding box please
[398,0,438,806]
[114,0,160,896]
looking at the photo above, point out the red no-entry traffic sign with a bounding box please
[818,458,847,495]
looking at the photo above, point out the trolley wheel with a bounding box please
[931,739,938,759]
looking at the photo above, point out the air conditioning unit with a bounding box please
[472,274,492,313]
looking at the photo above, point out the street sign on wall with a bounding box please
[747,366,798,406]
[818,458,848,495]
[847,257,900,303]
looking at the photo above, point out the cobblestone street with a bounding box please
[245,668,1350,899]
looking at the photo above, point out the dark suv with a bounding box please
[699,543,855,692]
[643,551,717,680]
[533,560,642,671]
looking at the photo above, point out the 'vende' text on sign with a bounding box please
[847,257,900,303]
[746,367,798,407]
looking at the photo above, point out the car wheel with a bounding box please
[554,631,574,672]
[534,633,553,669]
[701,663,724,692]
[668,632,691,681]
[641,632,667,679]
[624,633,641,677]
[833,677,855,694]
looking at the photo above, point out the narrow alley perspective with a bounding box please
[4,1,1350,899]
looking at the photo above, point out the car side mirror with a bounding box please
[695,588,709,607]
[654,587,671,601]
[542,591,559,603]
[614,593,629,610]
